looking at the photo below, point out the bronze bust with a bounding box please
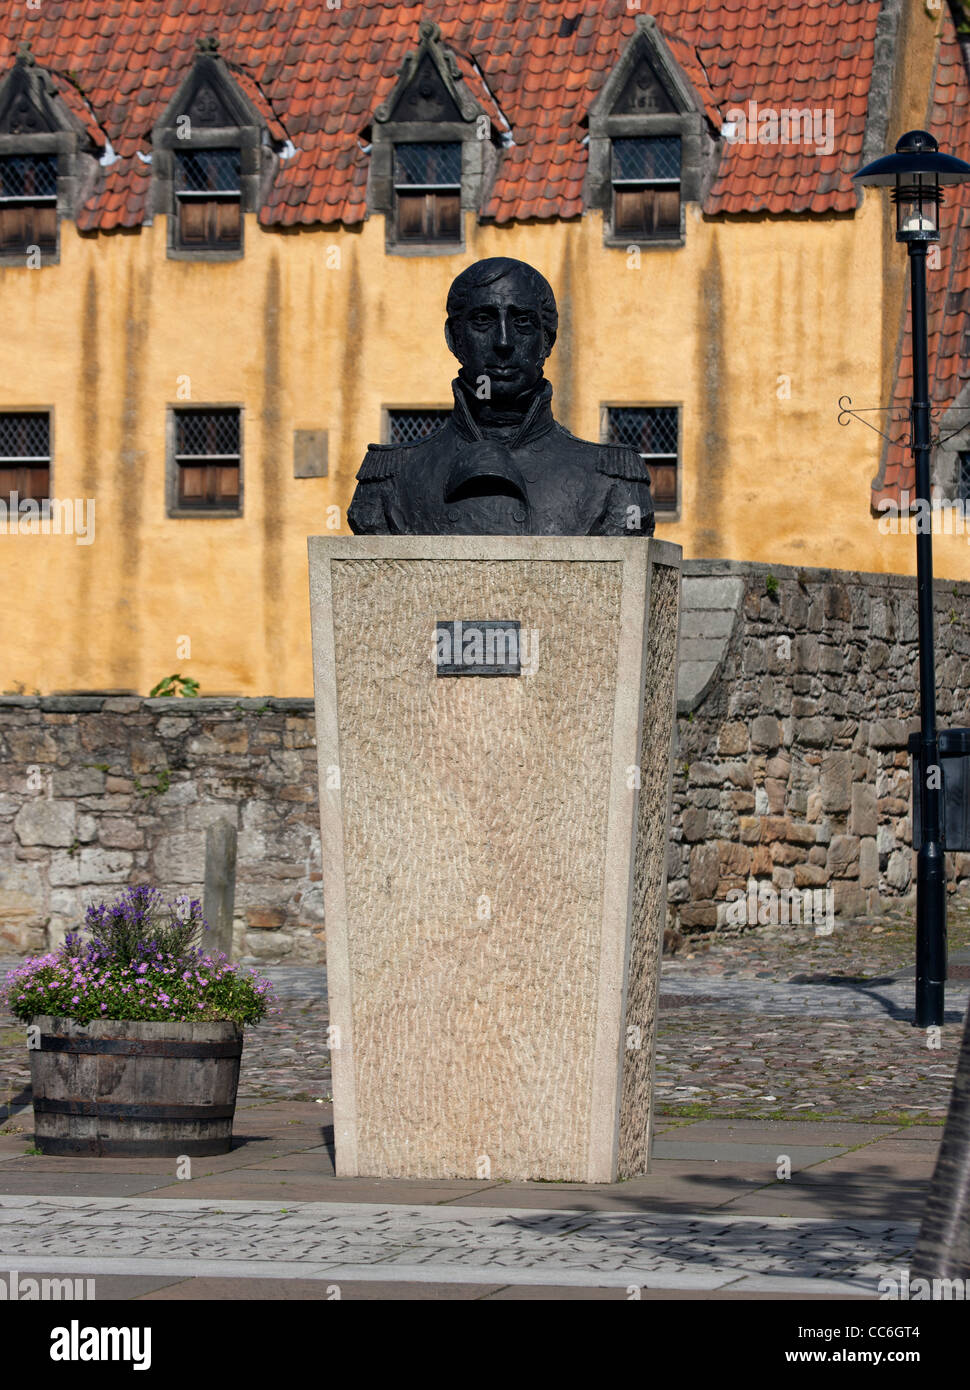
[347,258,656,536]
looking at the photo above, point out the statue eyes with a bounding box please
[467,312,538,331]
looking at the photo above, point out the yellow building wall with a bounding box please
[0,193,967,698]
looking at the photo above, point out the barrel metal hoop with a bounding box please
[36,1137,233,1156]
[38,1037,241,1058]
[33,1099,237,1120]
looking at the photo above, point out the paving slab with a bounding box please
[137,1277,502,1300]
[78,1274,190,1299]
[795,1148,938,1179]
[895,1124,949,1141]
[663,1120,905,1144]
[145,1172,505,1205]
[0,1196,915,1297]
[435,1170,772,1214]
[651,1141,844,1166]
[0,1173,177,1198]
[724,1180,928,1222]
[245,1151,338,1174]
[480,1284,871,1301]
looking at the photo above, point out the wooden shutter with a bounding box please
[397,192,426,240]
[29,204,57,252]
[0,205,26,251]
[177,466,205,505]
[614,187,681,240]
[215,464,240,504]
[652,188,680,238]
[177,463,239,508]
[432,192,461,240]
[613,189,647,237]
[213,201,241,244]
[178,199,241,249]
[0,464,50,499]
[647,463,677,507]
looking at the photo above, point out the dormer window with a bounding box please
[152,43,280,261]
[174,148,241,250]
[0,152,57,254]
[393,142,461,243]
[611,137,680,241]
[586,15,719,249]
[0,48,101,266]
[370,20,501,255]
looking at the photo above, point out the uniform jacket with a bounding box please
[346,377,655,537]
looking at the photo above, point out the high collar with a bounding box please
[451,374,555,448]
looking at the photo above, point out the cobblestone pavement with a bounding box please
[3,906,969,1125]
[0,1194,916,1294]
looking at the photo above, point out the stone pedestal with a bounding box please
[308,536,681,1182]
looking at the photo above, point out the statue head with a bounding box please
[445,258,558,403]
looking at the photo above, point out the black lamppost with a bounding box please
[855,132,970,1028]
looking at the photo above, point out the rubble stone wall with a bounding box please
[668,560,970,930]
[0,696,323,962]
[1,560,969,962]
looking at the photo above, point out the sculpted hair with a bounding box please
[446,258,558,349]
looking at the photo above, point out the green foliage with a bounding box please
[135,767,171,798]
[2,886,274,1027]
[5,957,271,1026]
[149,674,200,698]
[765,573,779,598]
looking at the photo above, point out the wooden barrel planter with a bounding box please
[29,1016,243,1157]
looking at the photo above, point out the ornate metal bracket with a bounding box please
[838,396,970,449]
[837,397,911,446]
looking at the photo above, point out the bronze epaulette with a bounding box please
[355,445,405,482]
[595,445,651,482]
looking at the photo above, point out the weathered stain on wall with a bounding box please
[0,200,967,698]
[696,229,724,556]
[261,254,284,683]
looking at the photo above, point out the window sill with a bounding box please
[604,235,684,250]
[0,249,59,266]
[167,508,243,520]
[385,239,465,257]
[167,246,244,263]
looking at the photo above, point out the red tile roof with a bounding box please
[878,10,970,509]
[0,0,883,231]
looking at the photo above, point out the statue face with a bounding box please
[447,271,549,402]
